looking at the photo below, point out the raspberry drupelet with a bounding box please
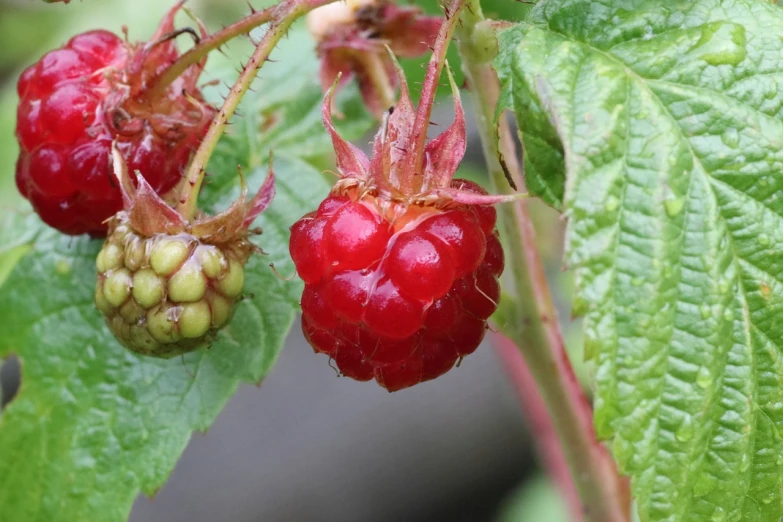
[15,3,214,236]
[289,14,516,390]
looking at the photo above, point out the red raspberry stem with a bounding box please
[175,0,339,221]
[454,3,631,522]
[399,0,465,193]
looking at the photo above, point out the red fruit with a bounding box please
[292,190,502,391]
[290,14,516,391]
[15,6,214,236]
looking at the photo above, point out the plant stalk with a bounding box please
[175,0,336,220]
[454,5,631,522]
[493,334,583,520]
[147,4,277,96]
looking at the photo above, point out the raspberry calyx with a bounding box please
[15,3,215,236]
[95,146,275,358]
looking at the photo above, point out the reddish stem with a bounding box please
[402,0,465,189]
[146,0,333,97]
[175,0,338,220]
[493,334,583,521]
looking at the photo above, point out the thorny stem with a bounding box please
[454,3,631,522]
[176,0,337,220]
[146,5,277,96]
[403,0,465,188]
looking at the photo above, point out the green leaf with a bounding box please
[0,22,365,522]
[497,1,783,520]
[0,210,43,286]
[496,24,565,209]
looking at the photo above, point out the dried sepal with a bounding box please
[112,144,186,236]
[323,77,371,178]
[308,0,443,118]
[421,62,466,191]
[318,0,521,211]
[111,142,275,243]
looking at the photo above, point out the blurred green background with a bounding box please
[0,1,590,521]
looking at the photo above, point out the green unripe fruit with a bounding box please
[95,213,256,358]
[150,239,190,276]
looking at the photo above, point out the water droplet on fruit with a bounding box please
[676,416,694,442]
[664,196,685,217]
[696,366,713,388]
[604,195,620,212]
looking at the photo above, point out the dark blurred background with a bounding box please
[0,0,579,520]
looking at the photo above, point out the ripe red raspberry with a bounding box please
[290,49,515,390]
[15,5,214,236]
[95,147,275,358]
[292,182,505,390]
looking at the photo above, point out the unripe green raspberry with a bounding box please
[96,217,256,358]
[94,147,276,358]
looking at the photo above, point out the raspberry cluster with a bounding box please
[291,180,504,391]
[15,15,212,236]
[95,216,251,358]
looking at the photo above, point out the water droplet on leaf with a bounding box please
[758,233,770,246]
[676,416,694,442]
[694,472,717,496]
[696,366,713,388]
[605,196,620,212]
[721,128,740,148]
[664,197,685,217]
[56,259,71,275]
